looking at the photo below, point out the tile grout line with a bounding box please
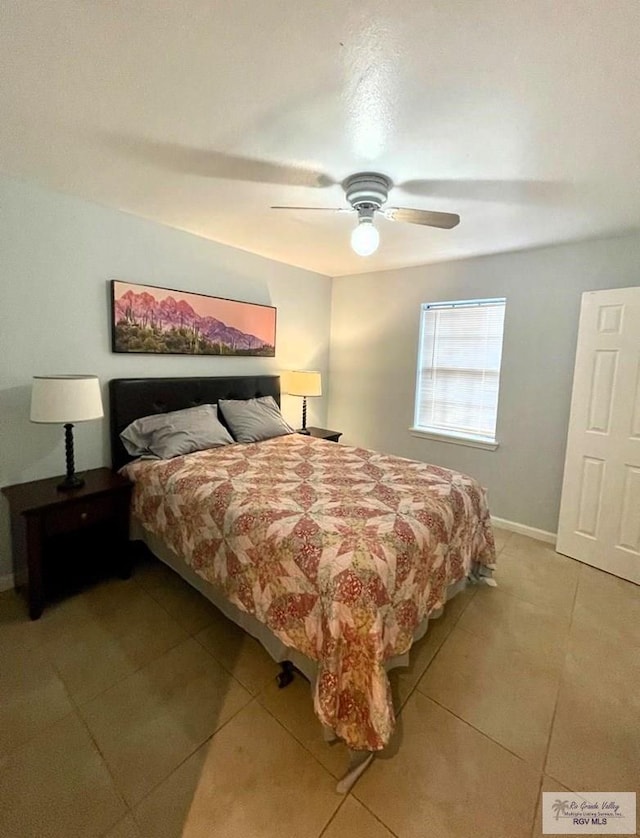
[28,574,192,714]
[128,694,262,828]
[0,656,76,764]
[413,694,546,838]
[190,625,276,697]
[131,567,271,696]
[419,691,543,772]
[539,565,582,788]
[65,628,198,711]
[316,796,348,838]
[443,591,574,657]
[315,792,402,838]
[396,586,478,712]
[50,660,132,833]
[359,683,547,838]
[530,777,545,838]
[528,569,581,838]
[134,574,214,638]
[488,570,579,618]
[251,665,430,817]
[420,619,568,668]
[350,794,402,838]
[254,685,347,782]
[413,618,569,767]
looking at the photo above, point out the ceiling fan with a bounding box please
[271,172,460,256]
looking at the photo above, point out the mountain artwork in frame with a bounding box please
[110,281,276,356]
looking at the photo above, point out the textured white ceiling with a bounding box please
[1,0,639,276]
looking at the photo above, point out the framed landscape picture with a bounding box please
[110,281,276,356]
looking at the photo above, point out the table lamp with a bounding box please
[281,370,322,433]
[30,375,104,491]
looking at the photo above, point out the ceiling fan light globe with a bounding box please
[351,221,380,256]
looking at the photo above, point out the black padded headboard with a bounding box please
[109,375,281,470]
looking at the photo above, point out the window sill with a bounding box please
[409,427,499,451]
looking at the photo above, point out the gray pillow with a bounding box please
[218,396,293,443]
[120,404,234,459]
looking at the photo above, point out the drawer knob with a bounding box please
[80,512,88,521]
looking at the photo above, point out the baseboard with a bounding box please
[0,572,15,592]
[491,516,557,545]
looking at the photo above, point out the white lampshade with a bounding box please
[281,370,322,397]
[30,376,104,424]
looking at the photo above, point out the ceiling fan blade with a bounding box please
[398,179,569,204]
[103,134,335,188]
[271,206,353,212]
[384,207,460,229]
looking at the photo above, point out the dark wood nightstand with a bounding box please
[299,427,342,442]
[2,467,132,620]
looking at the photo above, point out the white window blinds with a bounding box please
[414,298,506,442]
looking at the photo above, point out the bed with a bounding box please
[109,375,496,790]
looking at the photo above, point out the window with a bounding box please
[412,298,506,449]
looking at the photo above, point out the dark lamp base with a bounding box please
[57,474,85,492]
[298,428,310,435]
[58,423,84,492]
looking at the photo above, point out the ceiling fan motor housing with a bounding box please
[344,172,391,212]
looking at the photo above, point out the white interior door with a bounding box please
[557,286,640,584]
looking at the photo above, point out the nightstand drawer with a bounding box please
[43,494,119,537]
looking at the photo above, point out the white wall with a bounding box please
[328,234,640,534]
[0,175,332,582]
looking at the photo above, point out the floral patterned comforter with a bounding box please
[122,434,495,750]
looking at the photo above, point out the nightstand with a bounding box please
[2,467,132,620]
[299,426,342,442]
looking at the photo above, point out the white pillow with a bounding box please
[218,396,293,443]
[120,404,233,459]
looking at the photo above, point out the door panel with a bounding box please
[575,457,605,538]
[586,350,617,433]
[631,357,640,438]
[618,466,640,552]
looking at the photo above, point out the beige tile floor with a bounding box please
[0,529,638,838]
